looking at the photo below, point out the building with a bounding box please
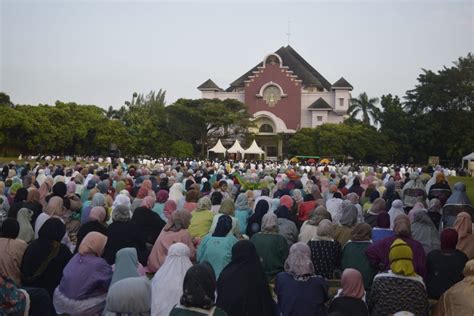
[198,45,353,158]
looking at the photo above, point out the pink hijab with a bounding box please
[89,206,106,223]
[280,195,293,209]
[79,232,108,257]
[163,200,178,220]
[340,268,365,299]
[141,196,155,209]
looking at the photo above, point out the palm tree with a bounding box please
[348,92,380,125]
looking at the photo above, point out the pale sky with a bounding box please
[1,0,473,109]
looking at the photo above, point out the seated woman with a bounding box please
[111,247,144,286]
[298,206,331,243]
[17,208,35,243]
[434,259,474,316]
[246,200,269,238]
[411,209,440,254]
[251,212,289,281]
[209,199,240,237]
[153,190,169,222]
[0,218,27,285]
[342,223,375,290]
[103,205,147,266]
[328,268,369,316]
[275,242,328,316]
[368,239,429,316]
[234,193,252,235]
[104,276,151,316]
[387,199,405,229]
[217,240,275,316]
[21,218,72,297]
[333,203,358,246]
[131,196,166,246]
[197,215,238,278]
[74,206,108,253]
[170,263,227,316]
[183,190,200,212]
[0,273,28,315]
[275,205,299,246]
[363,198,386,228]
[151,243,193,316]
[147,210,195,272]
[53,232,112,315]
[308,219,342,279]
[425,228,468,299]
[453,212,474,259]
[371,212,394,242]
[189,197,214,239]
[297,193,317,223]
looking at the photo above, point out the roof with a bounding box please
[226,45,332,92]
[227,139,245,154]
[244,140,265,155]
[462,152,474,160]
[197,79,222,91]
[308,97,332,110]
[332,77,353,90]
[208,139,227,153]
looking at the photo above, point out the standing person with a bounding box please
[151,243,193,316]
[217,240,275,316]
[368,239,429,316]
[250,212,289,281]
[275,242,328,316]
[425,228,468,299]
[0,218,27,285]
[453,212,474,259]
[328,269,369,316]
[169,263,227,316]
[308,219,342,279]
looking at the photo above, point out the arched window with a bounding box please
[259,124,274,133]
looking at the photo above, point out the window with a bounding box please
[317,87,324,92]
[339,98,344,106]
[317,116,323,122]
[262,85,281,107]
[259,124,274,133]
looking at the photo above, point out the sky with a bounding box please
[1,0,473,109]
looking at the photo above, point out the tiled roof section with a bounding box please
[197,79,222,91]
[308,97,333,109]
[226,45,332,92]
[332,77,353,89]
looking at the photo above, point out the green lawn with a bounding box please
[448,176,474,203]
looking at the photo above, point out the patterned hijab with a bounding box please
[284,242,314,276]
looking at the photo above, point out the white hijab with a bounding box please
[169,183,184,202]
[151,242,192,316]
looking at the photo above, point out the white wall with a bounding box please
[333,89,351,114]
[300,91,335,128]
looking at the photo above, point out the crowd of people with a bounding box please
[0,158,473,316]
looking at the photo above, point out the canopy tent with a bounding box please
[227,140,245,154]
[244,140,265,156]
[462,152,474,164]
[208,139,227,155]
[462,153,474,174]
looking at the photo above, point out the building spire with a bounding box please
[286,20,291,46]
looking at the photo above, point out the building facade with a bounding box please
[198,45,353,158]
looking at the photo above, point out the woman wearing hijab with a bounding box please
[428,172,452,202]
[382,180,400,211]
[151,243,193,316]
[411,209,441,254]
[334,203,358,246]
[275,205,299,246]
[110,248,140,285]
[345,192,364,223]
[425,228,468,299]
[197,215,238,278]
[183,190,200,212]
[297,193,317,223]
[453,212,474,259]
[348,177,365,197]
[8,187,28,219]
[442,182,473,227]
[308,219,342,279]
[169,183,185,202]
[209,199,240,237]
[104,276,151,316]
[366,214,427,277]
[341,223,375,290]
[74,206,108,253]
[362,190,379,213]
[147,210,195,272]
[0,273,28,315]
[16,208,34,243]
[131,196,166,246]
[328,268,369,316]
[368,239,429,315]
[246,199,269,238]
[298,206,331,243]
[103,205,147,266]
[189,197,214,239]
[0,218,27,285]
[53,232,112,315]
[251,212,289,281]
[170,263,226,316]
[275,242,328,316]
[387,199,404,229]
[20,218,72,297]
[371,212,394,242]
[234,193,252,235]
[23,189,42,226]
[81,192,105,224]
[364,198,386,228]
[434,259,474,316]
[427,198,442,230]
[153,190,169,221]
[217,240,275,316]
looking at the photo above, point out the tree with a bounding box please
[170,140,194,158]
[348,92,380,126]
[0,92,13,107]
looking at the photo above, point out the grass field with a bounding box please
[448,176,474,203]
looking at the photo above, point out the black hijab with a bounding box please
[14,188,28,203]
[0,218,19,238]
[211,191,223,205]
[131,206,166,245]
[180,263,217,310]
[1,166,9,180]
[275,205,292,220]
[217,240,275,316]
[246,200,269,238]
[212,215,232,237]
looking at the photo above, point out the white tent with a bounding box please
[227,139,245,154]
[208,139,227,155]
[244,140,265,156]
[462,152,474,167]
